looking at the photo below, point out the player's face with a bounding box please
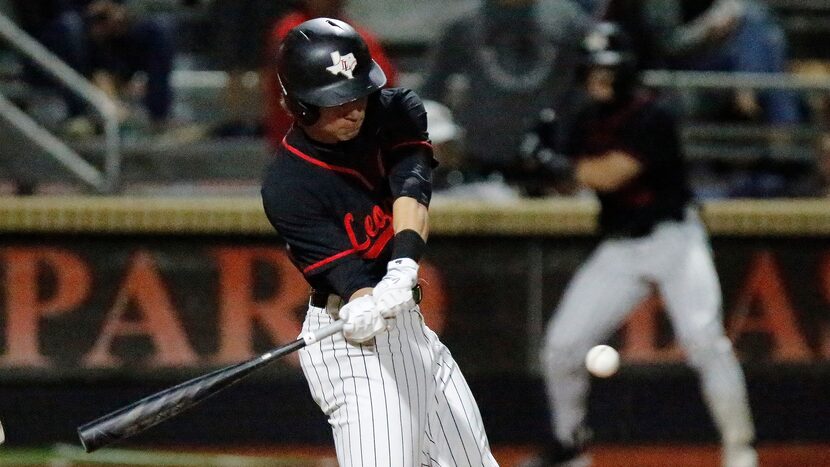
[586,67,615,103]
[307,97,368,143]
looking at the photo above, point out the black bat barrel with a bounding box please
[78,339,305,452]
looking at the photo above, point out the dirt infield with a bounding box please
[2,442,828,466]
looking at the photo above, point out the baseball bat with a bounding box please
[77,320,344,453]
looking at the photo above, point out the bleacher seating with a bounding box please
[0,1,827,196]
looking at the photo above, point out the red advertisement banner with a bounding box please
[0,238,828,372]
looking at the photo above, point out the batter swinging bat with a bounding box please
[77,320,344,453]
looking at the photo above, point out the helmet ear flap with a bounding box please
[285,96,320,126]
[278,75,320,125]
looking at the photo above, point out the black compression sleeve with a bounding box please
[388,148,434,206]
[391,229,426,262]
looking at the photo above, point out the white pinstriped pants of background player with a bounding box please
[541,209,756,465]
[299,297,499,467]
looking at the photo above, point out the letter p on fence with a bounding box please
[1,248,91,366]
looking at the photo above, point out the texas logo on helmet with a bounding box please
[326,51,357,79]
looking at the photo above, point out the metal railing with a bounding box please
[642,70,830,91]
[0,12,120,193]
[641,69,829,165]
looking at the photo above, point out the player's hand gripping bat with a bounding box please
[77,320,344,453]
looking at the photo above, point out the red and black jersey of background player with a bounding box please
[563,92,691,238]
[261,88,434,300]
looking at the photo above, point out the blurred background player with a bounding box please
[261,0,398,150]
[260,18,497,466]
[525,22,757,467]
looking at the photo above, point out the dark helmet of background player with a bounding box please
[579,21,639,104]
[276,17,387,125]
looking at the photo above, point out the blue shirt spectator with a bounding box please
[639,0,803,125]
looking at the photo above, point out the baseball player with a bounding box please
[260,18,498,467]
[527,22,757,467]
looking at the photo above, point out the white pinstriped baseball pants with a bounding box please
[299,301,499,467]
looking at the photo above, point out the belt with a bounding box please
[310,290,330,308]
[310,284,423,308]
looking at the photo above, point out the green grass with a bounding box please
[0,444,322,466]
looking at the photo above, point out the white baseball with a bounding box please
[585,345,620,378]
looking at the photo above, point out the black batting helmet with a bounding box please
[580,21,639,101]
[276,18,387,125]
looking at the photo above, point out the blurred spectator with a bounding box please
[208,0,292,137]
[419,0,589,196]
[590,0,808,198]
[261,0,398,149]
[86,0,176,133]
[624,0,802,126]
[11,1,90,125]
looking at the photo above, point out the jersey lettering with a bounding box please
[344,205,393,258]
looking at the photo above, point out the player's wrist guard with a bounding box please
[519,107,573,179]
[392,229,426,262]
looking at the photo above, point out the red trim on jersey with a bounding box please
[282,138,374,190]
[390,140,433,151]
[303,248,356,274]
[362,224,395,259]
[301,226,393,273]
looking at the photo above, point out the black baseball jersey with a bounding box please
[563,93,691,237]
[261,88,434,300]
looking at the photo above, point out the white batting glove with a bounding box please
[340,294,387,344]
[373,258,419,318]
